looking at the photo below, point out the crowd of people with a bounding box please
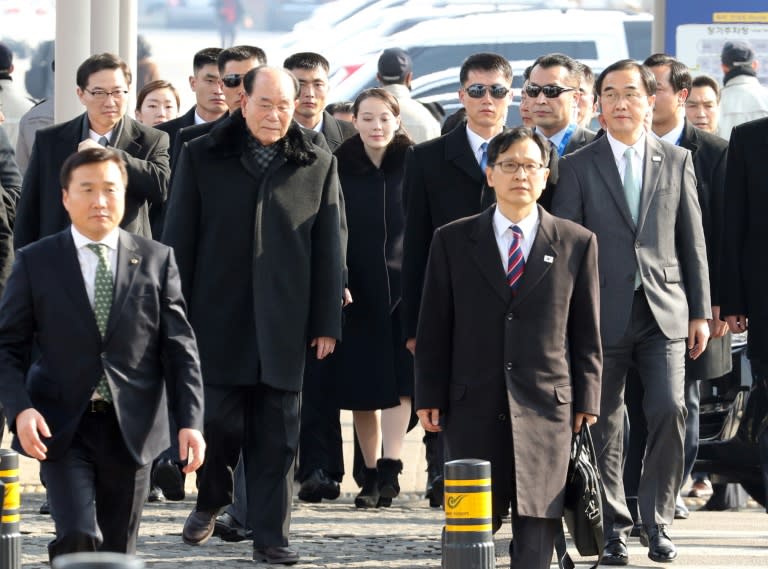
[0,33,766,568]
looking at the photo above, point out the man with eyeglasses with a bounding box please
[166,66,343,565]
[402,52,512,509]
[553,59,711,566]
[14,53,169,249]
[170,45,266,166]
[415,127,601,569]
[527,53,596,211]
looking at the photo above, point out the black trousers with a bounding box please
[297,349,344,483]
[41,406,151,562]
[196,383,300,548]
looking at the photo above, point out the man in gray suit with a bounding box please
[552,59,711,565]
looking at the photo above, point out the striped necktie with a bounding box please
[507,225,525,291]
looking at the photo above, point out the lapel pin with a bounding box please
[652,155,661,162]
[130,258,139,265]
[544,255,554,264]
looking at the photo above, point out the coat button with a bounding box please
[505,362,513,371]
[635,241,641,248]
[498,413,506,421]
[506,313,514,321]
[100,352,107,358]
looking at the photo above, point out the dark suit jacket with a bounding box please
[171,112,228,168]
[320,111,356,152]
[0,125,22,218]
[553,134,711,346]
[0,228,204,465]
[563,125,597,155]
[678,119,732,380]
[163,112,343,392]
[415,206,601,519]
[721,117,768,360]
[155,105,197,166]
[537,125,593,212]
[14,114,170,248]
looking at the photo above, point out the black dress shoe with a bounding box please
[640,524,678,563]
[182,509,217,545]
[630,522,642,537]
[253,545,299,565]
[147,485,165,503]
[297,469,340,503]
[153,458,185,501]
[213,512,251,542]
[602,539,629,566]
[39,500,50,515]
[425,473,444,508]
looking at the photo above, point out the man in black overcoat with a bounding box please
[165,66,343,565]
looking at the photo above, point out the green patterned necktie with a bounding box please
[86,243,113,402]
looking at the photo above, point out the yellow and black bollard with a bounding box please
[442,459,494,569]
[52,552,144,569]
[0,450,21,569]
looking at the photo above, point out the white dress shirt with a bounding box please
[71,225,119,308]
[492,205,539,271]
[652,121,684,146]
[606,130,646,188]
[466,125,494,167]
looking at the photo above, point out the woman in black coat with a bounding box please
[333,89,414,508]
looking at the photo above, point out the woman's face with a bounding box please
[136,87,179,126]
[353,96,400,151]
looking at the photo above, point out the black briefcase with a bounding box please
[557,418,605,569]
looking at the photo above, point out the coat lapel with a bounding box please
[637,136,664,233]
[113,116,142,155]
[104,230,142,343]
[592,136,636,230]
[445,126,485,184]
[54,230,102,341]
[470,208,512,304]
[511,207,559,306]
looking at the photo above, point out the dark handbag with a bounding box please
[556,418,605,569]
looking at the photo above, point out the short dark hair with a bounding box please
[487,127,550,168]
[522,64,533,82]
[578,62,595,90]
[531,53,581,86]
[459,53,512,86]
[193,47,223,74]
[283,52,330,74]
[691,75,721,102]
[243,66,300,99]
[135,79,180,112]
[326,101,354,115]
[76,53,132,90]
[595,59,656,97]
[217,45,267,74]
[60,147,128,189]
[643,53,692,94]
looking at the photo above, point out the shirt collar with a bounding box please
[82,113,123,145]
[465,124,494,155]
[606,130,646,163]
[539,123,571,148]
[651,120,684,146]
[194,110,208,125]
[71,225,120,251]
[493,205,539,241]
[312,115,324,133]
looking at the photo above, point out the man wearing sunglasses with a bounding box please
[553,59,711,566]
[402,52,512,508]
[14,53,169,249]
[170,45,266,167]
[527,54,595,211]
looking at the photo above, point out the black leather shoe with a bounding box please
[602,539,629,566]
[147,485,165,503]
[425,473,444,508]
[153,458,185,501]
[630,522,642,537]
[640,524,678,563]
[39,500,50,515]
[675,495,690,519]
[182,509,217,545]
[253,545,299,565]
[213,512,251,542]
[297,469,340,503]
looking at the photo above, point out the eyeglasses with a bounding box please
[221,74,244,88]
[84,88,129,100]
[464,83,510,99]
[491,161,545,175]
[599,91,643,104]
[525,83,576,99]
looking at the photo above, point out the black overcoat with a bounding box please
[333,133,413,410]
[162,111,344,392]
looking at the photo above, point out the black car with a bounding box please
[695,331,768,509]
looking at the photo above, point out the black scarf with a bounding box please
[723,65,757,86]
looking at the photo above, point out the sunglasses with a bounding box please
[221,73,244,88]
[525,83,576,99]
[464,83,510,99]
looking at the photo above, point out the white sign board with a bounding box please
[676,23,768,85]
